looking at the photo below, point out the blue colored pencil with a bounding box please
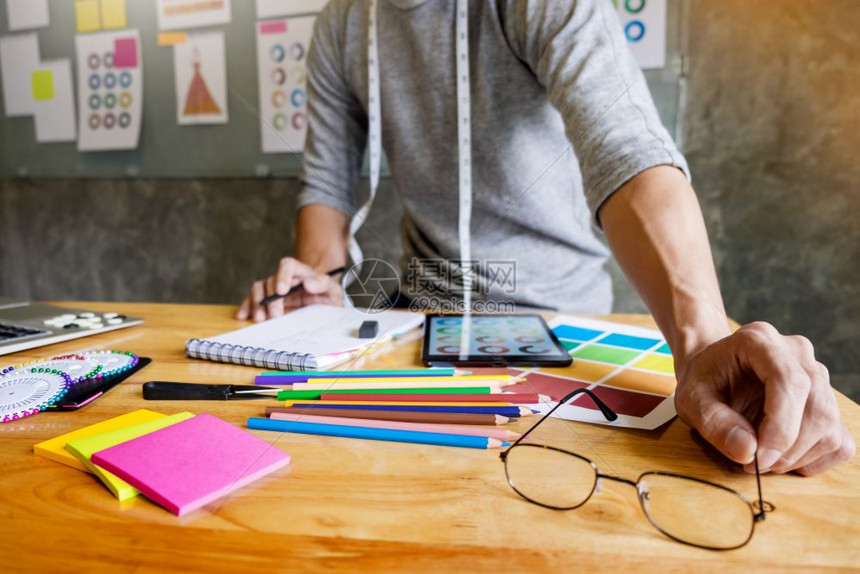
[247,417,509,449]
[287,403,530,417]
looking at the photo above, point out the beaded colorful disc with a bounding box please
[82,351,138,377]
[28,354,103,384]
[0,369,72,423]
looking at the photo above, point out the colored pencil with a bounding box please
[321,392,549,404]
[304,375,513,385]
[268,412,522,441]
[286,403,533,417]
[290,381,511,392]
[256,368,464,385]
[287,400,520,407]
[275,386,500,401]
[264,406,513,425]
[248,417,508,449]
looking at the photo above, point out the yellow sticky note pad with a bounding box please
[75,0,101,33]
[34,409,166,472]
[65,412,195,501]
[100,0,127,29]
[31,70,54,101]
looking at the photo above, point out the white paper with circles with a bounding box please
[75,29,143,151]
[256,16,314,154]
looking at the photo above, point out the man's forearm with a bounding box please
[295,204,351,271]
[599,165,731,361]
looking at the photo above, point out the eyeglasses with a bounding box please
[499,388,773,550]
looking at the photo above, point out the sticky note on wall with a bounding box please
[101,0,128,30]
[31,70,54,100]
[113,37,138,68]
[75,0,102,33]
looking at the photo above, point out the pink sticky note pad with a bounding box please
[113,37,138,68]
[91,414,290,516]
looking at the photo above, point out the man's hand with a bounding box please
[674,321,856,476]
[236,257,344,322]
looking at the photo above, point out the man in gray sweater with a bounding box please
[238,0,854,476]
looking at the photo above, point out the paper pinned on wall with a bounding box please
[0,33,41,116]
[173,31,228,125]
[31,60,77,143]
[101,0,129,30]
[5,0,50,31]
[156,0,232,32]
[256,16,315,153]
[75,0,102,33]
[256,0,327,19]
[75,30,144,151]
[614,0,667,70]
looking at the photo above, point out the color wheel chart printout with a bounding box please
[500,316,677,430]
[256,16,314,153]
[75,29,142,151]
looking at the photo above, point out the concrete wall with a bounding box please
[682,0,860,400]
[1,0,858,400]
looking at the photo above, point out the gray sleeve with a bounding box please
[296,4,366,216]
[501,0,690,225]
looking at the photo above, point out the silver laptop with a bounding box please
[0,298,143,356]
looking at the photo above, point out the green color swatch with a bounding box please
[572,344,640,365]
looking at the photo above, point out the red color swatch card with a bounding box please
[91,413,290,516]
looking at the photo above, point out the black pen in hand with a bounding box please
[258,266,346,307]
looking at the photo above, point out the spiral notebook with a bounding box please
[186,305,425,371]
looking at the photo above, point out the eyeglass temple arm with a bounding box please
[753,452,767,522]
[506,388,619,450]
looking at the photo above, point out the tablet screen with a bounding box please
[422,314,572,367]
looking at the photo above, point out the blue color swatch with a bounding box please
[597,333,662,351]
[552,325,603,341]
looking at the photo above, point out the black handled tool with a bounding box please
[142,381,280,401]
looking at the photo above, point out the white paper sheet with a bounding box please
[615,0,667,70]
[32,60,77,143]
[173,31,228,125]
[0,33,40,116]
[5,0,50,31]
[256,0,327,19]
[75,30,143,151]
[156,0,232,31]
[256,16,314,154]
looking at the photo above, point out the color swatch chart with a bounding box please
[502,316,677,430]
[75,29,142,151]
[256,16,314,153]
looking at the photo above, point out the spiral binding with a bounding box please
[185,339,316,371]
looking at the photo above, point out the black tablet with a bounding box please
[422,314,572,367]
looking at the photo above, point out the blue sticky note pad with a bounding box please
[553,325,604,341]
[654,343,672,355]
[597,333,662,351]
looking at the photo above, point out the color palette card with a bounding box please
[34,409,166,472]
[507,316,677,430]
[66,412,195,501]
[91,413,290,516]
[75,29,143,151]
[256,16,314,153]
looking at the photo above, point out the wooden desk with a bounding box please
[1,303,858,572]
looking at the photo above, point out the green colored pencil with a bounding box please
[277,386,496,401]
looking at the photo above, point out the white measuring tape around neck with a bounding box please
[359,0,473,313]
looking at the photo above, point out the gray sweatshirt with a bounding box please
[296,0,689,312]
